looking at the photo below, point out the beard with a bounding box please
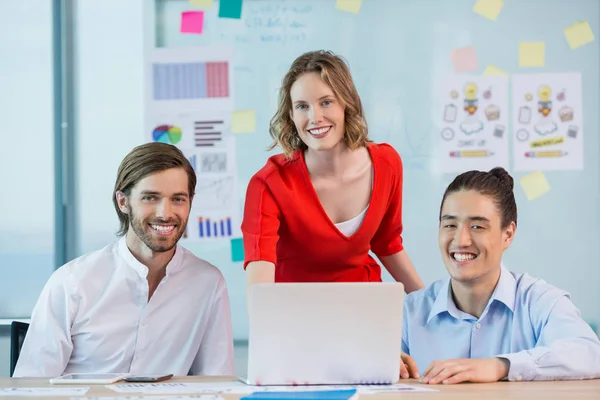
[129,210,187,253]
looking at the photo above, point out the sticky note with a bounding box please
[219,0,243,19]
[189,0,213,7]
[335,0,362,14]
[180,11,204,34]
[520,171,550,201]
[519,42,545,67]
[473,0,504,21]
[451,46,479,73]
[564,21,595,49]
[483,65,508,76]
[232,110,256,133]
[231,238,244,262]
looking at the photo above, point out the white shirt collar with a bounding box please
[117,235,185,278]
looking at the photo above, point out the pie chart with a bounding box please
[152,125,182,144]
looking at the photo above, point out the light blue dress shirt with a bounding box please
[402,267,600,381]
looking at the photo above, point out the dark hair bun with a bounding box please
[489,167,514,190]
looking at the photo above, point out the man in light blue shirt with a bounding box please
[401,167,600,384]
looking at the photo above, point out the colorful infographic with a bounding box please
[437,76,509,173]
[512,73,583,171]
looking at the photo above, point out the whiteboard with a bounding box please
[131,0,600,339]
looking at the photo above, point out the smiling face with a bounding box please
[438,190,515,285]
[116,168,191,253]
[289,72,346,153]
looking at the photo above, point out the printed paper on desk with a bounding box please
[0,387,89,397]
[73,396,224,400]
[357,384,438,393]
[106,382,252,394]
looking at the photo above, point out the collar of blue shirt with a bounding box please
[426,266,517,324]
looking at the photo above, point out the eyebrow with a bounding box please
[292,95,335,105]
[140,190,189,198]
[440,215,490,223]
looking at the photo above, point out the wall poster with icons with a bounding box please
[437,76,509,173]
[512,73,583,171]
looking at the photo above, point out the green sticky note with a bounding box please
[231,238,244,262]
[219,0,243,19]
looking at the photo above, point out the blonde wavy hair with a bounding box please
[269,50,370,157]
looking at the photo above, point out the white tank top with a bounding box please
[334,205,369,236]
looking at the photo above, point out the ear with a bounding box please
[115,191,130,214]
[502,221,516,250]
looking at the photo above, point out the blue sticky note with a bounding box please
[231,238,244,262]
[219,0,243,19]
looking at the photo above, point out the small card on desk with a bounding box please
[241,389,358,400]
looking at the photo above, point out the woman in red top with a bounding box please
[242,50,423,295]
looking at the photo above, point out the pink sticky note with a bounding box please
[181,11,204,34]
[451,46,479,73]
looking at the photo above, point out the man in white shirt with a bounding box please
[14,143,235,377]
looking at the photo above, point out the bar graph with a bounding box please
[198,216,233,238]
[152,61,229,100]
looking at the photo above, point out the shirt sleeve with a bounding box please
[497,293,600,381]
[401,301,410,355]
[12,267,76,377]
[370,147,405,257]
[190,276,235,376]
[241,174,281,269]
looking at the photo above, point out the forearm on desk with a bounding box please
[499,338,600,381]
[378,250,424,293]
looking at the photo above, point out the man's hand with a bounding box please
[399,352,420,379]
[419,358,509,384]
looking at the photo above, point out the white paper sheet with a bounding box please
[436,76,509,173]
[72,396,223,400]
[512,72,583,171]
[106,382,437,395]
[0,387,89,397]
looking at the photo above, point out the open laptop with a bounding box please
[243,282,404,386]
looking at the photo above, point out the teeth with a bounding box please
[308,127,330,135]
[151,225,174,233]
[453,253,476,261]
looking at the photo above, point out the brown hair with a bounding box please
[440,167,517,229]
[269,50,370,157]
[112,142,196,236]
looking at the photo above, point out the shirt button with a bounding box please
[142,320,147,326]
[516,375,523,381]
[475,323,481,329]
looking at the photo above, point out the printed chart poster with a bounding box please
[145,46,234,115]
[179,137,242,243]
[437,76,509,173]
[512,73,583,171]
[147,111,232,149]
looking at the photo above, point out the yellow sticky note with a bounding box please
[520,171,550,201]
[473,0,504,21]
[335,0,362,14]
[519,42,545,67]
[483,65,508,76]
[564,21,595,49]
[189,0,213,7]
[232,110,256,134]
